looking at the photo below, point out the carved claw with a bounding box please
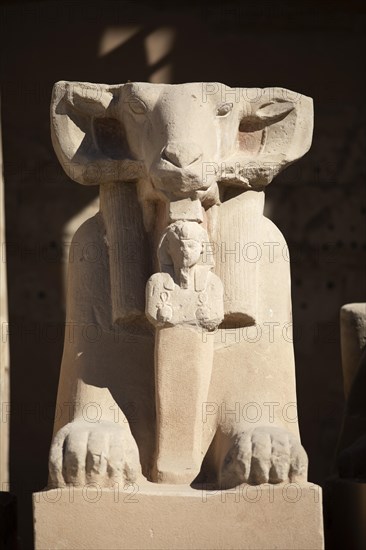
[220,426,308,488]
[48,420,142,488]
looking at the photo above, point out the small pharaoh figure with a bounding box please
[146,220,224,483]
[146,220,224,331]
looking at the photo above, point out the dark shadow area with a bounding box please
[0,1,365,547]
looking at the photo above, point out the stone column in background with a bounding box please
[0,94,9,488]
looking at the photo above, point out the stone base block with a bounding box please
[33,482,324,550]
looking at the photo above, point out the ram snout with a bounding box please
[150,140,216,199]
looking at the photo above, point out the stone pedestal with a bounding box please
[33,482,324,550]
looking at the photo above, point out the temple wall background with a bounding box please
[0,1,365,546]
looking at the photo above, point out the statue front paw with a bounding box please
[220,426,308,488]
[49,420,142,488]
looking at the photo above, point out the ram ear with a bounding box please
[253,100,295,122]
[221,87,313,189]
[50,80,142,185]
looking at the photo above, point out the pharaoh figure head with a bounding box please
[161,221,209,270]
